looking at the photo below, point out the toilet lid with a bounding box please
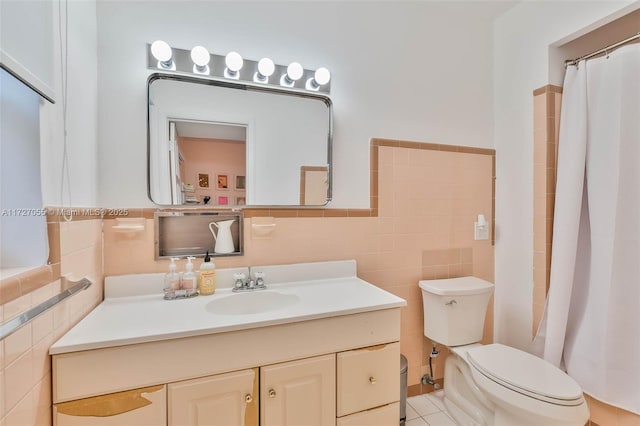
[418,276,494,296]
[467,344,583,404]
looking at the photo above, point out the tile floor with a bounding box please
[406,390,458,426]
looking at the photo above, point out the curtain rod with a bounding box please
[565,32,640,67]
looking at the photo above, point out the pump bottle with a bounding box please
[182,256,197,290]
[164,257,181,290]
[199,251,216,295]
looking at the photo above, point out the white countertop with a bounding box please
[50,260,406,355]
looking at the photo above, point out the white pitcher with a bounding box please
[209,219,236,254]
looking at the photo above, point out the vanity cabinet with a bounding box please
[52,303,402,426]
[54,349,377,426]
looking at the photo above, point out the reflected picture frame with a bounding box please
[197,172,210,189]
[235,175,246,190]
[216,174,229,190]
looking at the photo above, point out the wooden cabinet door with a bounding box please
[168,368,257,426]
[261,354,336,426]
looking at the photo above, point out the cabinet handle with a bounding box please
[268,389,277,398]
[245,394,253,403]
[369,376,377,385]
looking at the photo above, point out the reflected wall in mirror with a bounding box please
[148,74,332,206]
[173,120,246,206]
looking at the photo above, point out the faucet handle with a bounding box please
[255,271,266,288]
[233,272,246,289]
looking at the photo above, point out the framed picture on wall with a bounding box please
[197,172,210,189]
[218,196,229,205]
[236,196,246,206]
[235,175,246,190]
[216,174,229,190]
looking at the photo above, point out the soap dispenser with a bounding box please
[164,257,181,290]
[198,251,216,295]
[182,256,197,291]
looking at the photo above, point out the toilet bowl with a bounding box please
[419,277,589,426]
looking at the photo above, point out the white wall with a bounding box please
[493,0,637,350]
[96,1,508,207]
[40,0,99,207]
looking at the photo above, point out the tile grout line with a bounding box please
[406,391,457,426]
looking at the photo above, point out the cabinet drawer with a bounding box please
[336,402,399,426]
[336,342,400,416]
[53,385,166,426]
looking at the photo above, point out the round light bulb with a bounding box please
[286,62,304,81]
[150,40,172,62]
[225,51,244,72]
[314,67,331,85]
[258,58,275,77]
[190,46,210,67]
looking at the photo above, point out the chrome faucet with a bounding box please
[233,270,266,292]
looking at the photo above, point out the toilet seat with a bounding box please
[466,344,584,406]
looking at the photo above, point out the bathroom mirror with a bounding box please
[147,74,332,207]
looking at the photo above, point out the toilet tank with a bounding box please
[419,277,494,347]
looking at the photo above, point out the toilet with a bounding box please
[419,277,589,426]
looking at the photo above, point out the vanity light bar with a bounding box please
[147,42,331,94]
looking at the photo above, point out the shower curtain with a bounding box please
[536,43,640,414]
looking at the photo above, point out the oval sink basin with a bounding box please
[205,291,300,315]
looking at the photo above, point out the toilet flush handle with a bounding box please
[445,299,457,306]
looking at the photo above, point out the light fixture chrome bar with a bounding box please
[146,44,331,95]
[565,32,640,67]
[0,277,92,340]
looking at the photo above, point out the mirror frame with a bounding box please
[146,73,333,207]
